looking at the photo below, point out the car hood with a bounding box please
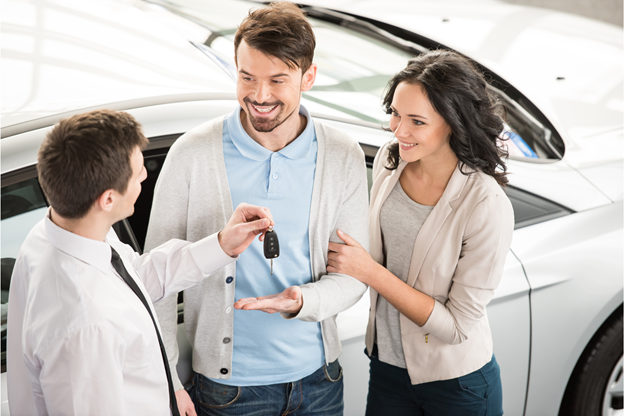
[299,0,623,166]
[1,0,235,131]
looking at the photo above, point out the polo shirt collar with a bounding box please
[227,104,315,161]
[45,208,112,275]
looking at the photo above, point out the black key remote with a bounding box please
[264,228,279,275]
[264,229,280,258]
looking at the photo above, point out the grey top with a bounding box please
[376,180,434,368]
[144,114,369,390]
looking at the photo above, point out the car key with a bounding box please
[263,227,280,275]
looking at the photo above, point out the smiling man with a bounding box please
[144,2,369,415]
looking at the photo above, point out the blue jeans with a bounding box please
[187,360,344,416]
[366,347,503,416]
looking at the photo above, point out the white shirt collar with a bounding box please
[44,208,112,275]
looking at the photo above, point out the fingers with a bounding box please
[233,297,258,309]
[328,242,343,253]
[336,229,362,248]
[237,298,280,313]
[234,287,301,314]
[237,203,274,225]
[175,389,197,416]
[238,218,271,235]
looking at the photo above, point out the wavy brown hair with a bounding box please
[383,50,509,186]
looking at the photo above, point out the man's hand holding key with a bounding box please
[218,203,275,258]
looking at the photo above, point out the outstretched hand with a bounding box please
[218,203,274,257]
[327,229,376,285]
[234,286,303,315]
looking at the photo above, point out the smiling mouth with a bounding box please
[245,98,281,117]
[399,140,418,147]
[252,104,277,113]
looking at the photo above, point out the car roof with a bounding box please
[1,0,236,131]
[304,1,623,131]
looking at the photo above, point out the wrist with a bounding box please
[364,261,384,288]
[218,230,236,258]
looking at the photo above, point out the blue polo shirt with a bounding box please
[217,105,325,386]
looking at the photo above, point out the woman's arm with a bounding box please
[328,193,513,344]
[327,230,435,326]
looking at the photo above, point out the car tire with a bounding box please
[559,305,623,416]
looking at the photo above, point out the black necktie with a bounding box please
[110,247,180,416]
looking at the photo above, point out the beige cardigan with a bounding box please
[366,143,514,385]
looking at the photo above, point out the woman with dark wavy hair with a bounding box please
[327,50,514,415]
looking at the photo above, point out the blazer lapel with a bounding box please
[405,164,470,288]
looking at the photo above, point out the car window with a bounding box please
[150,0,562,160]
[128,147,172,252]
[504,186,573,229]
[1,176,49,371]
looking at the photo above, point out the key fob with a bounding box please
[264,229,280,258]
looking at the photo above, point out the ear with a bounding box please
[96,189,116,213]
[301,63,317,92]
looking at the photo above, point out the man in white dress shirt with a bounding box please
[6,109,273,416]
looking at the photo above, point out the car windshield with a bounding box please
[143,0,561,160]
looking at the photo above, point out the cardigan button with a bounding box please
[226,276,233,284]
[223,337,231,344]
[220,368,229,375]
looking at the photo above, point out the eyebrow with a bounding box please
[239,69,290,78]
[391,106,428,120]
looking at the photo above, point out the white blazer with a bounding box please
[366,143,514,385]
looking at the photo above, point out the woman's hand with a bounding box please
[327,230,377,285]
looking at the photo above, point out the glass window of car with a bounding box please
[1,175,48,372]
[147,0,563,160]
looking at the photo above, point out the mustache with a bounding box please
[244,97,283,107]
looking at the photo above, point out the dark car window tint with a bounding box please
[360,144,571,229]
[1,177,49,371]
[127,147,182,310]
[128,149,170,251]
[504,186,573,229]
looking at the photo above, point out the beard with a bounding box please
[244,98,296,133]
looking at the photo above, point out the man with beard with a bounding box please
[144,2,369,415]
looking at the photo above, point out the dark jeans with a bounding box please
[187,360,344,416]
[366,347,503,416]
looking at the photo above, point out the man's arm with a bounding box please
[236,140,369,321]
[113,203,272,304]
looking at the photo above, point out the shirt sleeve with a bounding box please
[420,193,514,345]
[27,324,127,415]
[112,232,235,303]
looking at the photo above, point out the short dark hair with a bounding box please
[234,2,316,73]
[37,109,149,219]
[383,50,509,186]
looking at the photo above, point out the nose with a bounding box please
[393,119,410,139]
[255,81,272,104]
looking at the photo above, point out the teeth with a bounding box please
[253,105,276,113]
[399,141,417,147]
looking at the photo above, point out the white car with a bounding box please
[1,0,622,415]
